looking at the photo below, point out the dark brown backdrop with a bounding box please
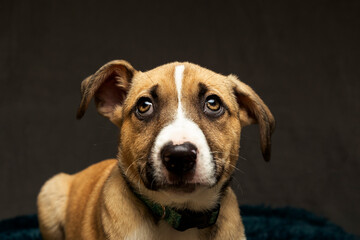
[1,0,359,235]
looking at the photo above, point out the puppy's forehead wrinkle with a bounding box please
[202,72,217,85]
[144,72,155,84]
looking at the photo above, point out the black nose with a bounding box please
[161,142,197,175]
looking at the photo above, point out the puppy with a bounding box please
[37,60,275,240]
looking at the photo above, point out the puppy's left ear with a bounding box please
[76,60,137,126]
[228,75,275,162]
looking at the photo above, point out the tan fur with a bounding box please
[38,60,274,239]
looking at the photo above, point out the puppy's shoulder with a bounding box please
[65,159,119,239]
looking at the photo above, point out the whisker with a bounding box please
[210,151,240,158]
[210,150,249,162]
[125,159,141,176]
[231,177,244,195]
[213,156,244,174]
[238,155,248,161]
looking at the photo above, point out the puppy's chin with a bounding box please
[162,183,197,193]
[164,172,218,194]
[146,177,215,195]
[141,174,208,194]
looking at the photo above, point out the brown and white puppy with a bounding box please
[37,60,274,240]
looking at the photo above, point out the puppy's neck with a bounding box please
[127,178,221,232]
[136,190,220,231]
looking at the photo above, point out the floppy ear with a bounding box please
[76,60,136,125]
[228,75,275,162]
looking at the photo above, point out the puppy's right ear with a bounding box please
[76,60,136,125]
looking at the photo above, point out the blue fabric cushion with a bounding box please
[0,205,357,240]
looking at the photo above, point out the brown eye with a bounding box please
[136,97,154,119]
[138,100,152,113]
[206,97,220,111]
[204,95,224,117]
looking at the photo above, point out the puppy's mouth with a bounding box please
[141,160,216,193]
[159,169,201,193]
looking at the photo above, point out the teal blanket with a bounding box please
[0,205,357,240]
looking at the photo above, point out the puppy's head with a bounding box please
[77,60,275,210]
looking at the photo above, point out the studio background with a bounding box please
[1,0,359,235]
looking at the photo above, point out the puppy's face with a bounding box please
[77,60,274,209]
[120,63,241,192]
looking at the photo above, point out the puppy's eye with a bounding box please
[138,99,152,113]
[136,97,154,119]
[204,95,224,117]
[206,97,220,111]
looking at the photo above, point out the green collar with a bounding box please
[133,191,220,232]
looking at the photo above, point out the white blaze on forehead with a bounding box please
[174,65,185,98]
[174,65,185,118]
[151,64,216,188]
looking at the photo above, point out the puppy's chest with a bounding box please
[125,220,202,240]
